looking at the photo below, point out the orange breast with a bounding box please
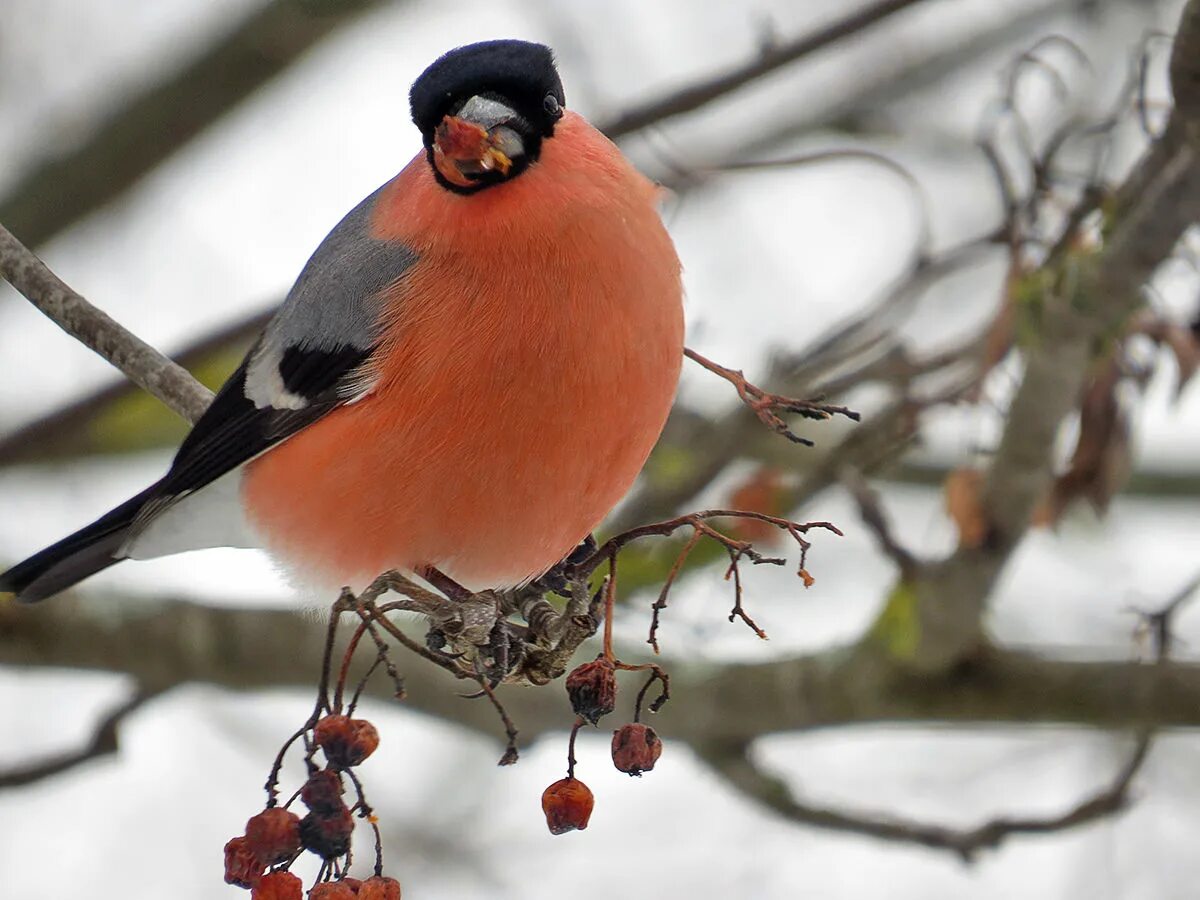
[242,113,684,591]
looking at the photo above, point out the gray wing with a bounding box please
[130,180,418,534]
[244,182,417,410]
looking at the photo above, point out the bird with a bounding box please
[1,39,684,603]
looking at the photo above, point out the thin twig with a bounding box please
[723,547,767,640]
[648,529,704,654]
[474,671,520,767]
[583,509,843,578]
[685,347,860,446]
[344,604,407,703]
[623,664,671,721]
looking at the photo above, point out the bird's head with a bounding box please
[410,40,566,194]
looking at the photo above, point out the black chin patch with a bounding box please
[410,40,565,140]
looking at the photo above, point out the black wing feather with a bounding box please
[145,342,373,509]
[2,344,373,603]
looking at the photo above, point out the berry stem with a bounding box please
[265,723,315,807]
[602,552,617,662]
[332,621,371,714]
[566,717,584,779]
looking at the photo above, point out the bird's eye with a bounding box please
[543,94,563,119]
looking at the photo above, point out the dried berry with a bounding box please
[314,715,380,768]
[541,777,594,834]
[300,806,354,859]
[308,882,358,900]
[565,657,616,725]
[357,875,402,900]
[224,835,264,888]
[611,723,663,776]
[301,769,345,814]
[252,870,303,900]
[245,808,302,865]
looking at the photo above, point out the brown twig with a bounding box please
[722,547,767,640]
[265,593,353,805]
[473,669,520,767]
[584,509,842,579]
[332,621,371,714]
[343,767,385,877]
[582,509,839,647]
[347,655,385,715]
[684,347,860,446]
[624,664,671,721]
[565,717,584,778]
[648,529,704,654]
[343,604,407,704]
[360,600,465,680]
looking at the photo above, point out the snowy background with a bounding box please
[1,1,1199,897]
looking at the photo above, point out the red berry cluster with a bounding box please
[308,876,402,899]
[223,809,301,890]
[298,769,354,860]
[224,713,400,898]
[541,654,667,834]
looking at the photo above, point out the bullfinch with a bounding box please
[1,40,684,602]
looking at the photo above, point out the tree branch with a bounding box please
[698,732,1150,863]
[6,596,1200,738]
[883,0,1200,672]
[599,0,936,139]
[0,222,212,423]
[0,687,159,788]
[694,570,1200,859]
[0,0,388,248]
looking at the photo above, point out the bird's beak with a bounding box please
[432,96,526,188]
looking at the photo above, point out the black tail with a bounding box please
[0,484,159,603]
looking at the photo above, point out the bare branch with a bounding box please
[10,597,1200,738]
[0,0,388,248]
[0,223,212,422]
[694,569,1200,861]
[839,467,918,575]
[881,3,1200,672]
[599,0,935,138]
[699,732,1149,863]
[0,687,159,789]
[684,347,860,447]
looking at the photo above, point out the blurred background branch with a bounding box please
[0,0,391,249]
[3,0,1200,893]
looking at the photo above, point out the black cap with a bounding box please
[409,40,566,140]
